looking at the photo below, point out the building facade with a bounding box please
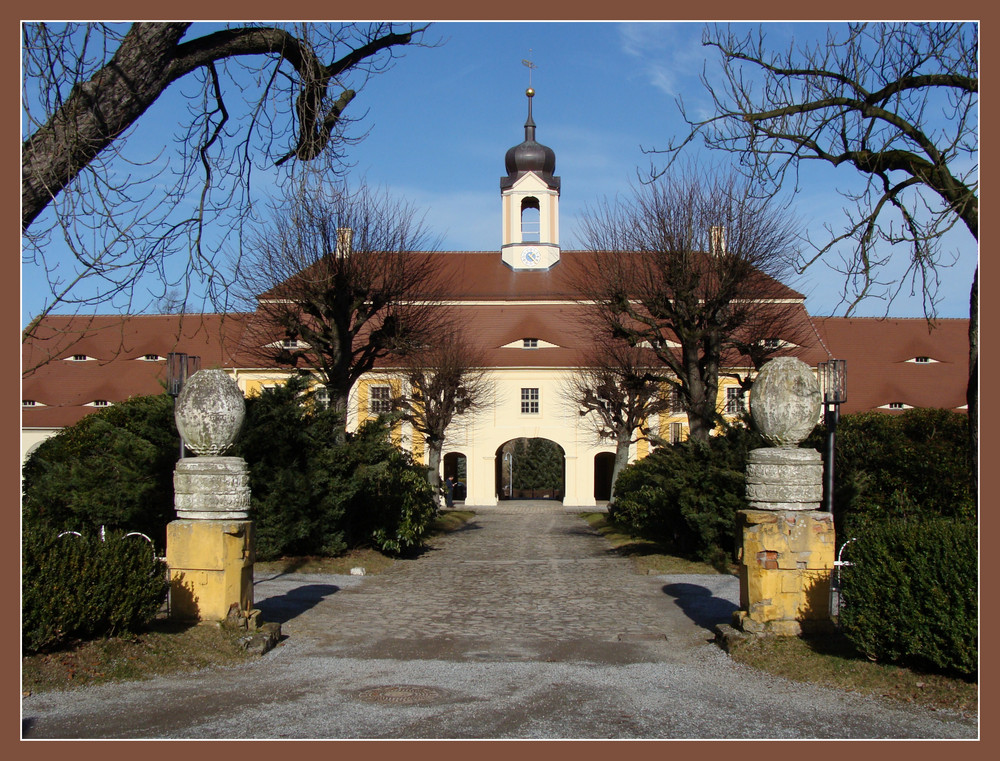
[21,90,971,504]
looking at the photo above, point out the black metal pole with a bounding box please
[823,402,839,512]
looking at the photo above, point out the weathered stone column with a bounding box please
[166,370,254,621]
[734,357,835,636]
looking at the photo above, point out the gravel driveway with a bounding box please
[22,504,978,739]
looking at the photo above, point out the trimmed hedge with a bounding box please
[23,528,168,654]
[805,408,974,535]
[839,517,977,678]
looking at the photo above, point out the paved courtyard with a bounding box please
[21,503,977,739]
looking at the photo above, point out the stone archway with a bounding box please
[495,438,565,501]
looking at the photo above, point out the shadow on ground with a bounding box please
[662,583,739,629]
[255,583,340,624]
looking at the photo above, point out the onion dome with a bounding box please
[501,88,560,191]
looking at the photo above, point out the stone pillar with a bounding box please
[166,370,254,621]
[735,357,835,636]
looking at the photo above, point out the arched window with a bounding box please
[520,197,540,241]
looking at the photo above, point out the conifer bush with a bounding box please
[805,408,974,534]
[238,378,438,558]
[21,394,179,547]
[839,517,977,678]
[22,527,168,654]
[23,377,440,563]
[610,425,764,566]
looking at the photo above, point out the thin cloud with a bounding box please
[617,22,706,97]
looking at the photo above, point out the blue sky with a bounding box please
[21,21,978,324]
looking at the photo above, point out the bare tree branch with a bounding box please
[394,329,494,492]
[576,165,802,442]
[233,181,449,442]
[651,20,978,487]
[565,334,672,498]
[21,22,432,349]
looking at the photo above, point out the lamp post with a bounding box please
[818,359,847,513]
[503,450,513,500]
[167,352,201,459]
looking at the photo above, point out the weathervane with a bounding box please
[521,52,537,89]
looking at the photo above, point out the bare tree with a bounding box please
[22,22,429,329]
[718,299,817,401]
[395,330,494,493]
[568,337,672,500]
[577,166,800,442]
[235,182,448,441]
[656,22,978,464]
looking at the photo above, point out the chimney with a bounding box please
[335,227,353,258]
[710,225,726,256]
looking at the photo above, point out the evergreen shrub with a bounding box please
[805,408,974,535]
[22,527,168,654]
[839,517,977,678]
[23,377,440,563]
[237,378,348,559]
[609,425,764,567]
[330,421,438,555]
[21,394,179,548]
[238,377,438,558]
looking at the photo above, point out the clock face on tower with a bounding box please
[520,247,541,266]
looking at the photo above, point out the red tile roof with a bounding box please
[22,259,968,433]
[812,317,970,414]
[22,314,251,429]
[262,250,807,304]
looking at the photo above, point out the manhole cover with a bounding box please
[355,685,446,705]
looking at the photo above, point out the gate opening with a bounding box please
[495,438,565,501]
[594,452,615,501]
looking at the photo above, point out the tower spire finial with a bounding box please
[520,55,538,141]
[521,51,536,89]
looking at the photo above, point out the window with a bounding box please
[142,354,162,361]
[92,400,110,407]
[523,338,538,348]
[370,385,393,414]
[912,356,931,363]
[70,354,88,361]
[888,402,906,410]
[521,387,539,414]
[520,197,540,242]
[315,387,330,409]
[281,338,298,349]
[762,338,780,350]
[22,400,36,407]
[725,387,744,415]
[668,386,684,414]
[669,421,683,445]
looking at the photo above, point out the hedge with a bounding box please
[23,528,168,653]
[839,517,977,678]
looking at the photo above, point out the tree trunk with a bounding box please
[22,23,191,230]
[968,265,978,507]
[609,435,632,502]
[331,388,350,445]
[426,442,442,490]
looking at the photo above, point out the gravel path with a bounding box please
[22,504,978,739]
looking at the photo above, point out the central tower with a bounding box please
[500,88,561,270]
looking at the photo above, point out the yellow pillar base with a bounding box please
[735,510,835,636]
[166,520,254,622]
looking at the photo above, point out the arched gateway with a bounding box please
[495,438,565,501]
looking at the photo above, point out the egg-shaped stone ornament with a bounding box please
[174,369,246,456]
[749,357,821,447]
